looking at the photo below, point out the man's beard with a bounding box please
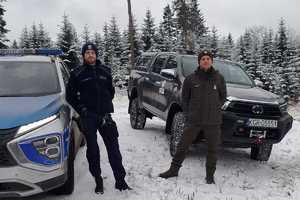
[85,57,96,65]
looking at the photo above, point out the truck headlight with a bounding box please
[222,100,231,111]
[279,103,288,113]
[18,133,62,166]
[277,97,288,113]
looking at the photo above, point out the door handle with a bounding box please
[155,81,161,85]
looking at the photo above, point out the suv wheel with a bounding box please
[170,112,185,157]
[250,143,273,161]
[130,98,146,129]
[52,131,75,195]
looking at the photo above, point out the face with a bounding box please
[84,50,97,65]
[199,55,213,71]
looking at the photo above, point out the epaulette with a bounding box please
[99,64,112,75]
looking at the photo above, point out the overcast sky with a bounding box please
[3,0,300,45]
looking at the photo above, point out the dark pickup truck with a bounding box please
[127,52,293,161]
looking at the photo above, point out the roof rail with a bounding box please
[0,48,64,56]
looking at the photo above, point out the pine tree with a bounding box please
[218,34,233,60]
[108,17,122,58]
[189,0,207,39]
[38,23,51,48]
[120,30,130,65]
[57,14,78,54]
[141,9,156,51]
[274,19,290,98]
[81,24,91,45]
[29,23,40,48]
[261,29,275,64]
[173,0,190,49]
[210,26,218,57]
[0,1,8,48]
[103,23,111,65]
[19,26,30,49]
[11,40,18,49]
[173,0,207,51]
[160,4,176,51]
[94,32,103,59]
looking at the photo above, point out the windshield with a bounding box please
[181,56,254,86]
[0,61,60,97]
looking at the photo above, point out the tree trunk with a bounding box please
[127,0,135,69]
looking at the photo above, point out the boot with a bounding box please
[115,180,132,191]
[159,163,180,179]
[205,167,216,184]
[94,176,104,194]
[205,176,215,184]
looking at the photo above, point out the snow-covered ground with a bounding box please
[24,92,300,200]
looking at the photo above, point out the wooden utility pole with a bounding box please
[127,0,135,69]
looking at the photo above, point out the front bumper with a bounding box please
[0,162,67,198]
[0,116,70,198]
[221,111,293,147]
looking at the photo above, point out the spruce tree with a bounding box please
[141,9,156,51]
[0,1,8,48]
[19,26,30,49]
[81,24,91,45]
[57,14,78,54]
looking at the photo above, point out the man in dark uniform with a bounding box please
[159,50,227,184]
[66,42,131,194]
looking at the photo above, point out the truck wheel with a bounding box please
[130,98,146,129]
[170,112,185,157]
[250,143,273,161]
[52,131,75,195]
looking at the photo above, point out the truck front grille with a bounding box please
[227,102,281,118]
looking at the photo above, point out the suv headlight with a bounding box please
[7,114,70,171]
[16,115,59,137]
[18,133,62,166]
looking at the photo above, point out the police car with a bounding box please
[0,49,84,197]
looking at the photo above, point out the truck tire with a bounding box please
[130,98,146,129]
[170,112,185,157]
[52,130,75,195]
[250,143,273,161]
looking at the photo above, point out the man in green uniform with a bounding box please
[159,50,227,184]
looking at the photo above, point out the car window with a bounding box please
[181,56,254,86]
[59,62,70,85]
[152,54,168,74]
[165,56,177,69]
[0,61,61,97]
[135,55,153,71]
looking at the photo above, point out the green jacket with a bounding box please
[182,66,227,126]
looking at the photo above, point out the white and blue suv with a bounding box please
[0,49,84,198]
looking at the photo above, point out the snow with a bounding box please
[24,91,300,200]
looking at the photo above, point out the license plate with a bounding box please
[247,119,278,128]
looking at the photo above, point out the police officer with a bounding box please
[159,50,227,184]
[66,42,131,194]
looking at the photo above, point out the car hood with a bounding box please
[0,94,62,130]
[227,84,279,104]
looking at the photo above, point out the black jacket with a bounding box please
[66,60,115,115]
[182,66,227,126]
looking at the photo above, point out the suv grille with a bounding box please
[0,128,18,167]
[227,102,281,118]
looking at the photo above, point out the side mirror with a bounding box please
[254,79,263,88]
[160,69,177,79]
